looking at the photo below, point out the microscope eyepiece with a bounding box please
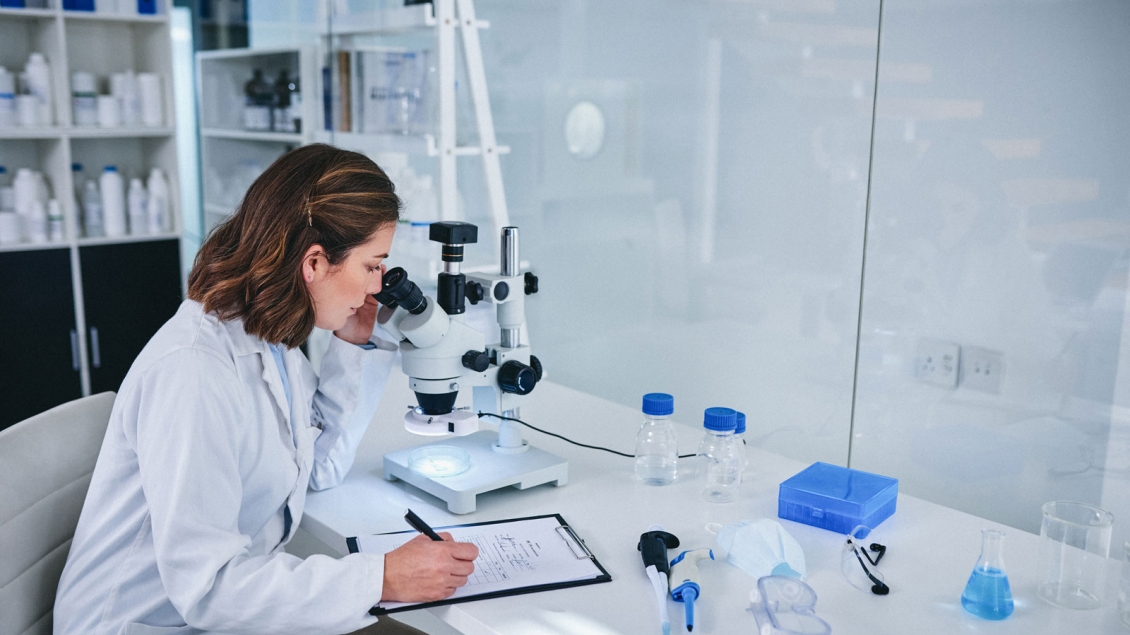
[374,267,427,315]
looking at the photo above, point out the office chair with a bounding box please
[0,392,115,635]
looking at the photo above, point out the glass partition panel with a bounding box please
[476,0,879,464]
[854,0,1130,548]
[254,0,883,464]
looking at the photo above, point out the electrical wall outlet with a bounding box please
[959,346,1004,394]
[915,338,960,388]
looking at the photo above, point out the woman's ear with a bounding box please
[302,244,325,284]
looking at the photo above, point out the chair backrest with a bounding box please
[0,392,115,635]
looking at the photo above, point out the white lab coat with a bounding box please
[54,300,398,635]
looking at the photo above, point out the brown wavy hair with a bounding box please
[188,144,399,347]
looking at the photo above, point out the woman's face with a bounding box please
[305,225,396,331]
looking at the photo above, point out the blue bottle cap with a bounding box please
[703,407,737,431]
[72,163,83,171]
[0,166,6,174]
[104,165,117,172]
[735,411,746,434]
[642,393,674,417]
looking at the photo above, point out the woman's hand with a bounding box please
[333,293,380,345]
[381,533,480,602]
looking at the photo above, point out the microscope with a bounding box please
[375,222,567,513]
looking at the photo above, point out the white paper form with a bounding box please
[352,515,606,611]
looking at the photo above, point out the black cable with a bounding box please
[478,412,697,459]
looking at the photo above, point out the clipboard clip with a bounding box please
[556,524,595,560]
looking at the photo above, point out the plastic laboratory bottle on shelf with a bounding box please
[82,179,103,238]
[146,168,169,234]
[113,71,142,127]
[72,72,98,127]
[698,407,741,503]
[961,529,1014,620]
[634,393,678,486]
[26,198,48,244]
[47,199,64,242]
[137,73,163,127]
[13,168,38,220]
[0,67,15,128]
[100,166,126,237]
[25,53,52,126]
[127,177,147,235]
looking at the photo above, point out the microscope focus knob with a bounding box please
[498,360,538,395]
[462,350,490,373]
[465,281,484,305]
[529,355,543,381]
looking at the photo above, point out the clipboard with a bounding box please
[347,513,612,615]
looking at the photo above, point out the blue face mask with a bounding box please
[709,519,806,580]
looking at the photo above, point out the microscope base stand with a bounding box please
[383,431,569,514]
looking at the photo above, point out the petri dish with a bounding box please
[408,445,471,478]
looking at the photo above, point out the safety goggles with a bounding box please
[840,525,889,595]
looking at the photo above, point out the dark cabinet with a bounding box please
[0,249,83,431]
[80,239,183,394]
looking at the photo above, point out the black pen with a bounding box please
[404,508,444,541]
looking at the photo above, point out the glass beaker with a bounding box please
[961,529,1014,620]
[1037,501,1114,610]
[1119,540,1130,628]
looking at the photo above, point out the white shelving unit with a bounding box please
[0,1,182,253]
[318,0,511,232]
[195,46,317,233]
[0,0,182,405]
[194,1,511,253]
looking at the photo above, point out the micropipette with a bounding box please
[670,548,714,632]
[639,525,680,635]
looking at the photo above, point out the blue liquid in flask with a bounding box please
[961,568,1014,620]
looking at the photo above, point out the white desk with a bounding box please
[302,370,1128,635]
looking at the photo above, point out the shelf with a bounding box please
[195,46,300,61]
[320,130,437,156]
[0,241,70,254]
[0,232,184,253]
[68,126,175,138]
[62,10,168,24]
[0,128,64,140]
[324,4,437,36]
[320,131,509,158]
[77,231,179,247]
[201,128,304,143]
[0,7,56,20]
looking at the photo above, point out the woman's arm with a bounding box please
[132,348,385,634]
[308,328,398,491]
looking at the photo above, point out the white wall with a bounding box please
[246,0,1130,547]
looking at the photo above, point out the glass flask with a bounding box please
[961,529,1014,620]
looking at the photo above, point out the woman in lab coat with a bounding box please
[54,144,478,635]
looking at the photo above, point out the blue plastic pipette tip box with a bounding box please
[778,462,898,534]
